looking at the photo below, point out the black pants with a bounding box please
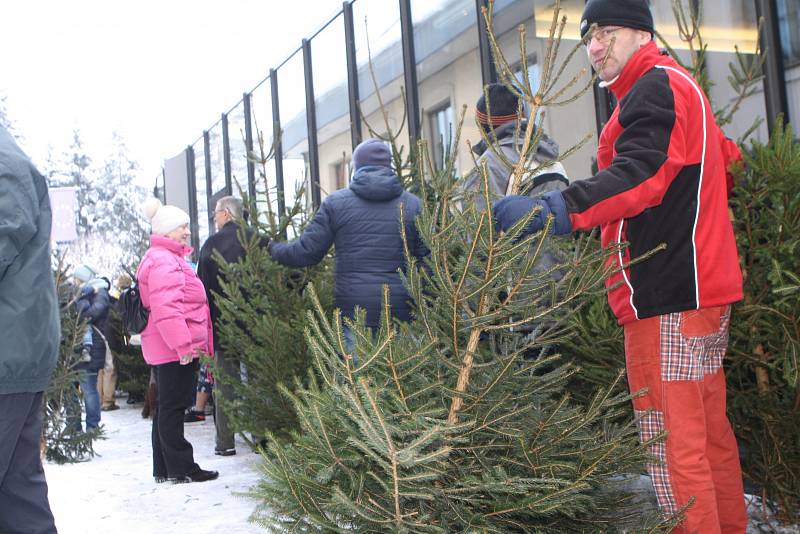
[152,360,200,478]
[214,349,239,451]
[0,392,57,534]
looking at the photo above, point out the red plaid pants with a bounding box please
[624,305,747,533]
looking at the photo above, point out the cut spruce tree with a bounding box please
[726,119,800,521]
[211,126,334,445]
[242,2,674,531]
[247,159,666,532]
[43,260,103,464]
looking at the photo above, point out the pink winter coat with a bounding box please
[136,235,214,366]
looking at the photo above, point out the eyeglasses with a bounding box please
[584,26,625,46]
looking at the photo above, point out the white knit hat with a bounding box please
[142,198,190,236]
[72,264,97,283]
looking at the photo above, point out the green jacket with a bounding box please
[0,126,60,394]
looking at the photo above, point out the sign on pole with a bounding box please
[49,186,78,243]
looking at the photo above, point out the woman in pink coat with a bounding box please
[137,198,218,484]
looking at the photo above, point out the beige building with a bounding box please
[164,0,795,248]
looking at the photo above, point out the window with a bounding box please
[333,159,350,191]
[778,0,800,67]
[429,103,455,172]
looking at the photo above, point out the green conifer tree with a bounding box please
[727,118,800,520]
[43,260,103,464]
[211,129,333,445]
[242,4,677,530]
[247,156,666,531]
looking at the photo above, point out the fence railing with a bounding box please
[155,0,781,253]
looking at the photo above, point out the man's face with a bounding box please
[586,26,651,82]
[213,203,230,231]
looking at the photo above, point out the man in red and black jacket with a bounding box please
[494,1,747,531]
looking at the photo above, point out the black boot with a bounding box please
[170,468,219,484]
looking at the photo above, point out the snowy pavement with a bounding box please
[44,400,265,534]
[42,399,797,533]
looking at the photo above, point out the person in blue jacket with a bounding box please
[269,138,427,350]
[72,266,111,431]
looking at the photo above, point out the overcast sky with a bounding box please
[1,0,344,188]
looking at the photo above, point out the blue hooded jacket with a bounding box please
[270,165,427,328]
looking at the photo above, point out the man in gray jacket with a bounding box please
[461,83,569,205]
[0,125,60,533]
[461,83,569,280]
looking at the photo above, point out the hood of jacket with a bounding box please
[472,119,560,162]
[349,165,404,201]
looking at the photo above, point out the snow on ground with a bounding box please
[43,398,798,533]
[45,400,265,534]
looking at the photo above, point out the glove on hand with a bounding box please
[493,196,546,235]
[492,191,571,237]
[80,285,96,297]
[493,191,572,237]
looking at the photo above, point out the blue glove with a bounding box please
[80,285,95,297]
[493,191,572,237]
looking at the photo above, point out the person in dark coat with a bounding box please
[0,124,60,534]
[73,265,111,431]
[197,195,268,455]
[269,138,427,349]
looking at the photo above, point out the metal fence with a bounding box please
[155,0,792,253]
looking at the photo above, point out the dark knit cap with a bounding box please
[352,138,392,170]
[580,0,654,38]
[476,83,522,128]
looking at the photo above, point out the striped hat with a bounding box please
[476,83,523,128]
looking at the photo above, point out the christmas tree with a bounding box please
[247,162,664,531]
[211,128,333,445]
[241,4,675,529]
[43,258,103,464]
[727,118,800,520]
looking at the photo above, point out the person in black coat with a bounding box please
[197,195,268,455]
[269,138,428,351]
[73,265,111,431]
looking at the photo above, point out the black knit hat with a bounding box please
[476,83,522,129]
[580,0,654,38]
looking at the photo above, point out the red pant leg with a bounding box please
[703,369,747,533]
[624,306,745,533]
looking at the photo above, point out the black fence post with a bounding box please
[243,92,257,200]
[270,69,287,224]
[221,113,233,196]
[203,130,214,234]
[755,0,790,132]
[592,84,615,138]
[476,0,497,86]
[156,169,165,202]
[344,1,362,151]
[303,38,322,210]
[399,0,421,144]
[185,146,200,254]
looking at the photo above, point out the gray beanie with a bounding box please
[352,138,392,170]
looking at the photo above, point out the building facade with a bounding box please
[157,0,798,251]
